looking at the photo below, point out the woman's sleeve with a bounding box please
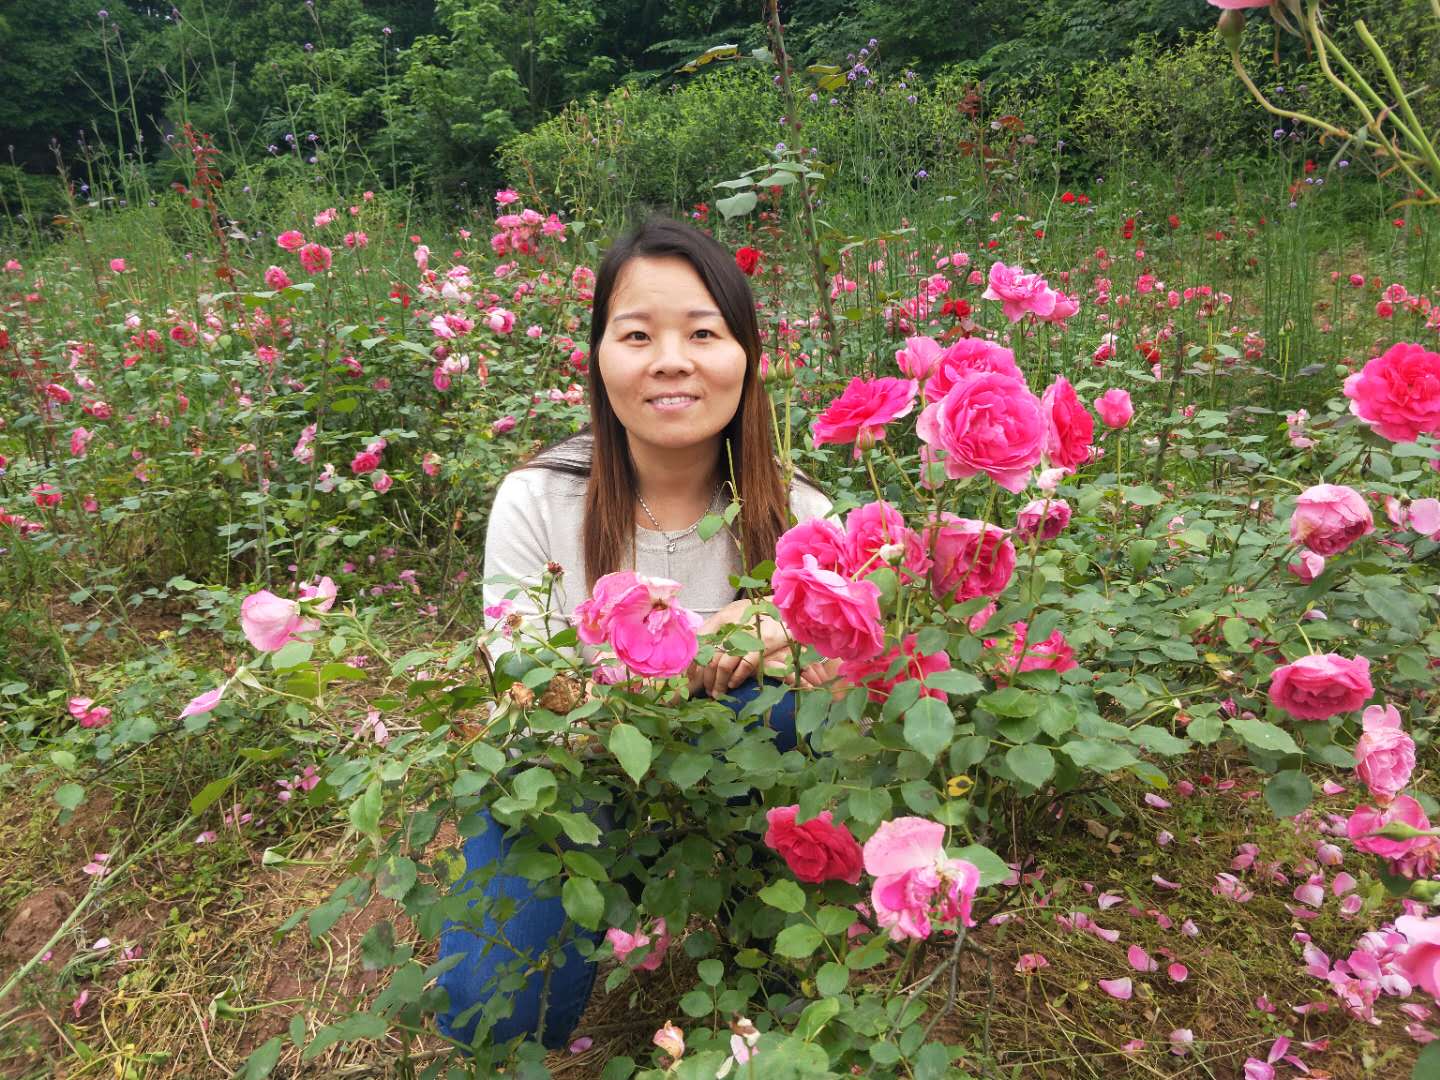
[482,471,557,648]
[790,478,835,523]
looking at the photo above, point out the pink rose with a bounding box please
[240,590,308,652]
[862,816,980,941]
[1289,484,1374,556]
[923,338,1023,403]
[180,687,225,719]
[772,554,885,662]
[492,415,517,435]
[838,634,951,704]
[1394,915,1440,1000]
[1040,377,1094,473]
[298,576,338,612]
[1343,342,1440,443]
[917,372,1046,492]
[842,501,930,580]
[606,918,670,971]
[263,265,292,290]
[576,572,701,677]
[926,514,1016,603]
[1269,653,1373,720]
[776,517,849,574]
[351,450,381,475]
[1287,550,1326,582]
[298,243,332,274]
[1014,498,1071,541]
[896,335,943,381]
[486,308,516,334]
[811,376,918,458]
[1001,622,1077,675]
[1408,497,1440,539]
[276,230,306,252]
[1094,388,1134,429]
[372,471,393,494]
[981,261,1059,322]
[763,805,864,884]
[1347,796,1433,862]
[1354,704,1414,803]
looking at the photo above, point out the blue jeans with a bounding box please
[435,677,798,1051]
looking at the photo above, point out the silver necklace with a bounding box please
[637,483,723,555]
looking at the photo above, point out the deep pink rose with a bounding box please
[264,265,292,290]
[917,372,1046,492]
[763,805,864,884]
[240,590,307,652]
[1394,916,1440,1000]
[838,634,951,703]
[1040,377,1094,473]
[923,338,1023,403]
[1094,388,1134,429]
[351,450,381,475]
[843,501,931,580]
[772,554,885,662]
[276,230,306,252]
[1343,342,1440,443]
[1354,704,1415,803]
[1269,653,1372,720]
[576,572,700,677]
[981,261,1059,322]
[1014,498,1071,541]
[1289,484,1374,556]
[896,336,943,381]
[926,514,1016,603]
[776,517,848,574]
[298,243,332,274]
[811,376,918,457]
[574,570,643,645]
[1002,622,1077,675]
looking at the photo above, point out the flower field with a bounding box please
[3,52,1440,1080]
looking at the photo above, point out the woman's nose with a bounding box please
[649,335,695,374]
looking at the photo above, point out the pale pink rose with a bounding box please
[1343,342,1440,443]
[372,471,393,494]
[606,918,670,971]
[896,335,943,381]
[1394,915,1440,1000]
[276,230,306,252]
[842,501,930,579]
[1170,1029,1195,1055]
[1355,704,1415,803]
[180,687,225,719]
[486,308,516,334]
[297,576,337,612]
[811,377,918,458]
[1408,497,1440,539]
[1014,498,1071,541]
[1269,653,1372,720]
[838,634,951,704]
[923,338,1023,403]
[982,261,1059,322]
[1040,377,1094,473]
[263,265,292,290]
[298,243,332,274]
[862,816,980,941]
[1287,550,1326,582]
[772,554,884,662]
[925,514,1016,603]
[240,590,305,652]
[777,516,849,574]
[1094,388,1134,429]
[918,372,1045,492]
[1289,484,1374,556]
[763,805,864,884]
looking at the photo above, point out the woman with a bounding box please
[437,217,836,1052]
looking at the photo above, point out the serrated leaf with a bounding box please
[608,723,652,784]
[1265,770,1313,818]
[922,669,983,696]
[759,880,807,913]
[774,923,824,959]
[562,877,604,930]
[1006,744,1055,788]
[1230,717,1301,755]
[981,688,1038,717]
[903,697,955,762]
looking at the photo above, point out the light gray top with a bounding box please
[482,441,832,657]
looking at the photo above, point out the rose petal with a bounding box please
[1099,977,1133,1000]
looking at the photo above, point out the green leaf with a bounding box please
[376,855,416,900]
[951,843,1011,887]
[1187,715,1223,744]
[553,811,603,846]
[511,852,562,880]
[1005,745,1055,788]
[1124,485,1164,506]
[1413,1041,1440,1080]
[608,723,653,784]
[848,787,892,823]
[697,511,726,542]
[1265,770,1313,818]
[242,1037,284,1079]
[980,688,1038,718]
[666,751,711,790]
[816,962,848,996]
[794,997,840,1041]
[715,191,758,219]
[270,641,313,669]
[903,697,955,762]
[815,906,856,935]
[1221,617,1251,652]
[1060,738,1138,773]
[452,770,488,798]
[1128,539,1158,576]
[759,880,807,913]
[922,668,984,696]
[1366,589,1420,638]
[1125,725,1190,756]
[349,779,382,838]
[190,774,237,815]
[54,783,85,810]
[774,924,824,959]
[1230,717,1301,755]
[562,877,604,930]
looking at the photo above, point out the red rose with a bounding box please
[763,805,863,884]
[735,246,762,276]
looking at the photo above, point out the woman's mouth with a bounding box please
[647,394,698,412]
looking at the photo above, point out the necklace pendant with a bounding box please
[666,541,676,555]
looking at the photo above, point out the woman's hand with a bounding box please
[688,598,796,696]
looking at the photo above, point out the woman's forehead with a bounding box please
[610,256,715,310]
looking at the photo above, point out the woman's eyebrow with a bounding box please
[612,308,722,322]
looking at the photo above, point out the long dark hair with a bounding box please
[517,216,792,593]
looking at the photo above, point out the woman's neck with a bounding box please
[629,435,722,527]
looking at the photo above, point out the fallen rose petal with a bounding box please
[1168,963,1189,982]
[1407,1024,1437,1045]
[568,1036,593,1054]
[1099,977,1133,1000]
[1180,919,1200,937]
[1152,874,1181,890]
[1128,945,1158,973]
[1244,1058,1275,1080]
[1097,891,1124,910]
[1120,1039,1145,1055]
[1157,830,1174,846]
[1169,1028,1194,1056]
[1332,872,1357,897]
[1256,994,1275,1013]
[1321,780,1346,796]
[1144,793,1172,809]
[1015,952,1050,974]
[1293,881,1325,908]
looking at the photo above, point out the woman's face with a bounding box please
[597,255,747,461]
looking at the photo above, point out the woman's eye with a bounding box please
[623,330,648,342]
[693,328,717,339]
